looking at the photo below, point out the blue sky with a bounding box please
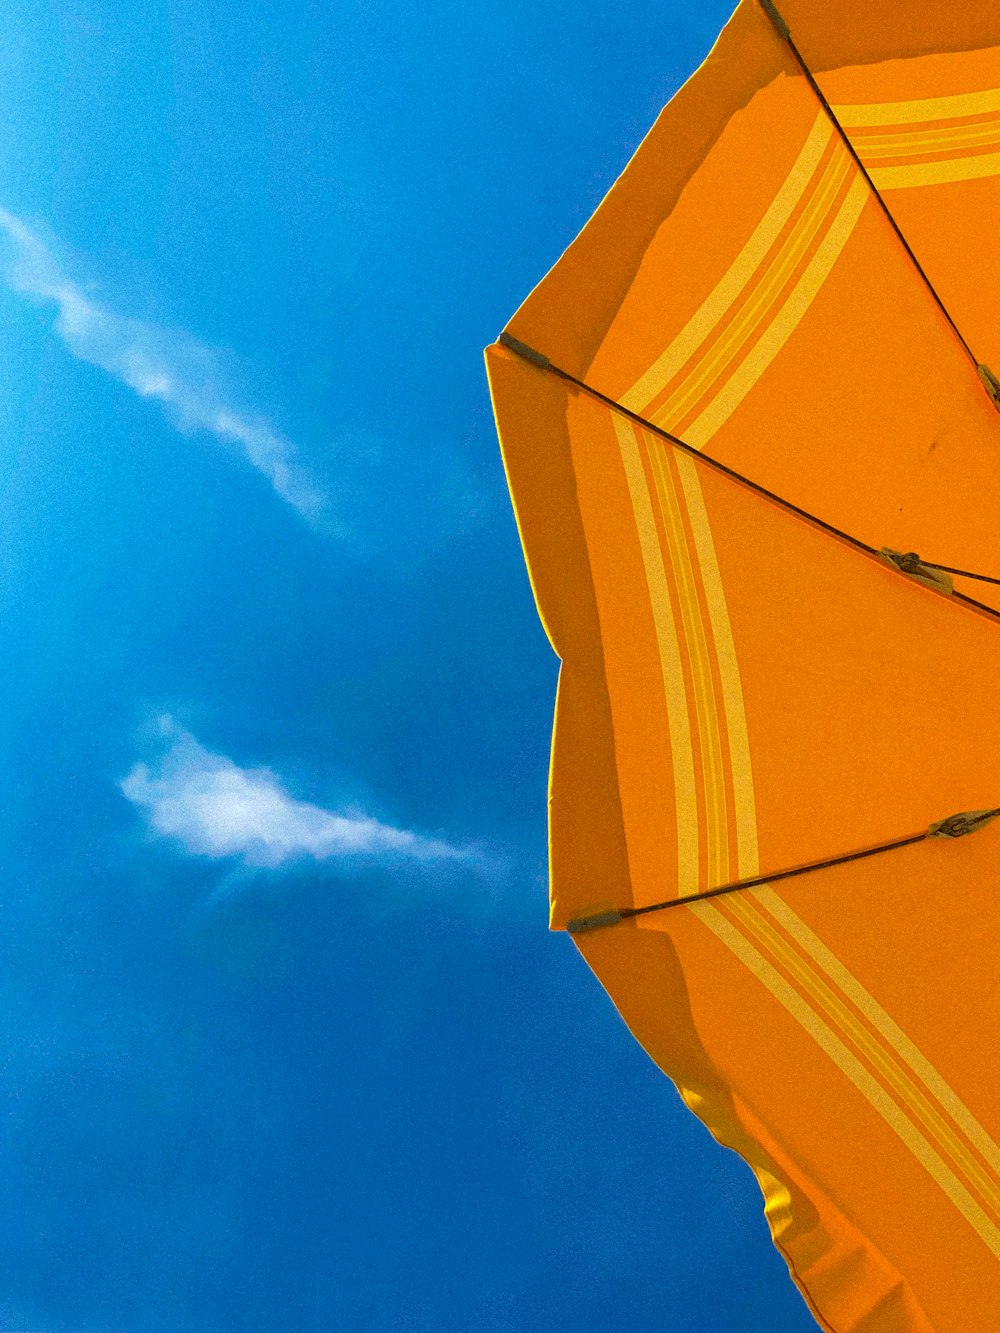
[0,0,820,1329]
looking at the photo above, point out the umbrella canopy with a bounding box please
[486,2,1000,1329]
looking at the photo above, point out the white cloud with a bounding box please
[0,208,324,518]
[121,717,469,869]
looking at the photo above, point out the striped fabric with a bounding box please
[621,113,867,447]
[835,87,1000,190]
[611,417,756,892]
[698,888,1000,1262]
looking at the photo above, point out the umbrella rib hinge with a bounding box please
[498,332,551,370]
[977,363,1000,410]
[566,906,624,934]
[758,0,791,40]
[928,808,1000,839]
[879,548,954,595]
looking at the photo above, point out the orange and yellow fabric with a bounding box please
[486,3,1000,1329]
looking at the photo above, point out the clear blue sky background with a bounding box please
[0,0,821,1329]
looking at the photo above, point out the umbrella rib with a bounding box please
[566,808,1000,933]
[758,0,998,408]
[920,560,1000,588]
[496,333,1000,623]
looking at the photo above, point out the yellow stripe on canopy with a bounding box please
[868,152,1000,190]
[834,85,1000,127]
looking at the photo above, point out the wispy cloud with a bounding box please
[121,717,470,869]
[0,208,324,517]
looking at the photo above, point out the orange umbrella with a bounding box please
[486,3,1000,1329]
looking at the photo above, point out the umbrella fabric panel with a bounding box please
[569,393,1000,904]
[583,828,1000,1333]
[487,357,1000,921]
[578,900,991,1333]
